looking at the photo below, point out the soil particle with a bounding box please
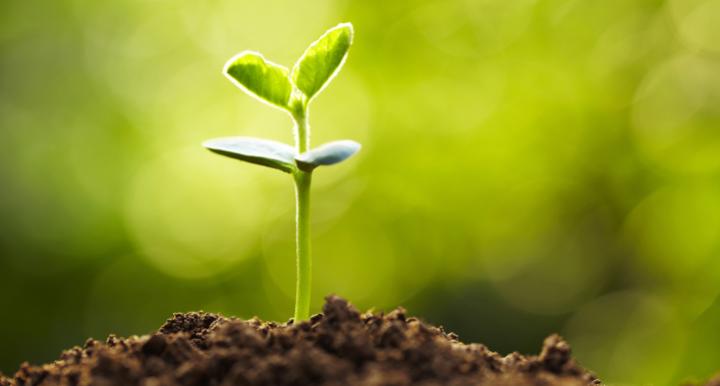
[2,295,605,386]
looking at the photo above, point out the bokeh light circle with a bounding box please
[668,0,720,53]
[481,178,608,315]
[411,0,537,58]
[565,291,685,385]
[632,54,720,174]
[126,146,284,279]
[623,184,720,317]
[483,229,606,315]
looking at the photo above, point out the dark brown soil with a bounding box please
[0,295,603,386]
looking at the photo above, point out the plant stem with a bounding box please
[293,107,310,153]
[293,170,312,321]
[292,107,312,321]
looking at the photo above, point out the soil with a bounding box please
[0,295,626,386]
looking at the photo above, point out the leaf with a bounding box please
[224,51,293,110]
[295,140,361,171]
[204,137,297,173]
[291,23,354,101]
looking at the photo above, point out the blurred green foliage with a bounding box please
[1,0,719,384]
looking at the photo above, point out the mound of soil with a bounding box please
[1,295,601,386]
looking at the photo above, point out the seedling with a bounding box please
[204,23,359,321]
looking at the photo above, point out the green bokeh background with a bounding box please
[1,0,720,384]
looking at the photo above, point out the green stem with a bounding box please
[292,107,312,321]
[293,107,310,153]
[293,170,312,321]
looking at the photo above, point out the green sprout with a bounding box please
[203,23,359,321]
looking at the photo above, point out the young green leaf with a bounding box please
[291,23,353,101]
[204,137,297,173]
[295,140,361,171]
[224,51,293,110]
